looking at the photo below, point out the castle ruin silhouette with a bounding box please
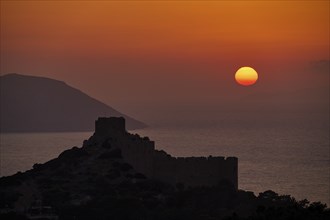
[87,117,238,189]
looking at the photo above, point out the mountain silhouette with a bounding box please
[0,73,146,132]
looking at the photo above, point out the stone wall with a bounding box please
[93,117,238,189]
[152,152,238,189]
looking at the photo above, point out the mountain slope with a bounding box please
[0,73,146,132]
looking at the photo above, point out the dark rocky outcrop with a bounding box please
[0,117,328,220]
[90,117,238,189]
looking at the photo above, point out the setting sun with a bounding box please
[235,67,258,86]
[0,0,329,216]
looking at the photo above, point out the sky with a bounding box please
[1,0,329,124]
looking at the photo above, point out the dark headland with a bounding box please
[0,73,146,132]
[0,117,329,220]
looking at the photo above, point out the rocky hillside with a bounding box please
[0,119,329,220]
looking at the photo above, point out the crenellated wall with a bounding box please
[92,117,238,190]
[152,153,238,189]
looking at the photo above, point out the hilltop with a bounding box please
[0,73,146,132]
[0,117,328,220]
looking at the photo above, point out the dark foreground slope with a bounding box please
[0,124,329,220]
[0,73,146,132]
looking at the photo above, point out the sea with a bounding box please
[0,119,329,205]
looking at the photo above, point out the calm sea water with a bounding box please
[1,120,329,205]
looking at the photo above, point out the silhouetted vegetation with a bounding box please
[2,168,328,220]
[107,169,121,179]
[58,147,89,160]
[1,135,328,220]
[0,173,24,188]
[120,163,133,172]
[48,184,328,220]
[133,173,146,179]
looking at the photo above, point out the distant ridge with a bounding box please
[0,73,146,132]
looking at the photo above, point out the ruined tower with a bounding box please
[93,117,238,190]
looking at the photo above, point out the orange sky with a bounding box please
[1,1,329,122]
[2,1,329,65]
